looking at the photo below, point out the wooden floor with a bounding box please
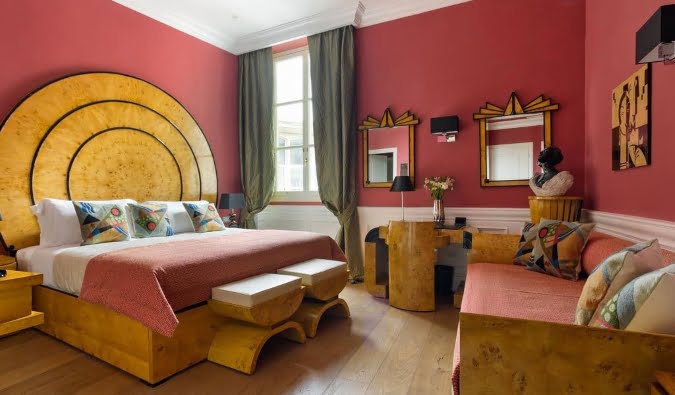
[0,284,459,395]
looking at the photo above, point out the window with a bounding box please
[273,47,318,202]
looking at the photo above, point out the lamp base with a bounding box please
[228,210,239,228]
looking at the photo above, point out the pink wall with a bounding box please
[367,126,410,176]
[585,0,675,221]
[0,0,240,197]
[356,0,585,207]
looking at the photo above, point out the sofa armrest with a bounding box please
[467,233,521,264]
[460,312,675,394]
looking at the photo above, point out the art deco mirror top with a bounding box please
[474,93,559,187]
[359,109,418,188]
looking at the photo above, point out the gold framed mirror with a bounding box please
[474,92,559,187]
[359,109,418,188]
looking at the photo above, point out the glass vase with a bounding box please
[433,199,445,227]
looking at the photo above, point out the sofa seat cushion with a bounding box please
[277,259,347,285]
[211,273,301,308]
[461,262,585,322]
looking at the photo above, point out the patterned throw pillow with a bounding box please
[182,202,226,233]
[128,203,174,238]
[590,264,675,334]
[575,239,662,325]
[73,201,130,245]
[514,222,538,266]
[526,220,595,281]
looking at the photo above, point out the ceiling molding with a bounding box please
[112,0,236,51]
[230,1,363,55]
[113,0,472,55]
[360,0,473,27]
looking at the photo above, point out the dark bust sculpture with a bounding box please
[534,146,564,187]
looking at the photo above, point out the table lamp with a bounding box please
[390,176,414,221]
[218,193,245,228]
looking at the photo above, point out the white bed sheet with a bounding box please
[16,228,250,296]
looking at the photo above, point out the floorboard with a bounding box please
[0,284,459,395]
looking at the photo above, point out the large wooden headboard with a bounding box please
[0,72,218,250]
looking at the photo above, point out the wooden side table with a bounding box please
[528,196,583,224]
[0,256,17,271]
[0,270,44,337]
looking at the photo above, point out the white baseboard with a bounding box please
[583,209,675,251]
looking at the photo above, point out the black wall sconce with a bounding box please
[637,5,675,64]
[430,115,459,143]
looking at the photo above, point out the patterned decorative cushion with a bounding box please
[183,202,226,233]
[590,264,675,334]
[513,222,538,266]
[575,239,662,325]
[128,203,174,238]
[72,201,130,245]
[526,220,595,281]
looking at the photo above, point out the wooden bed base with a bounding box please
[32,286,226,384]
[461,233,675,394]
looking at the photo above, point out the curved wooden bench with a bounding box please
[278,259,351,338]
[207,274,306,374]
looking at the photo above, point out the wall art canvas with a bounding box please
[611,64,651,170]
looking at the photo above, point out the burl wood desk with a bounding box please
[364,220,475,312]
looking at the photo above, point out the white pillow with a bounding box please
[31,198,137,246]
[144,200,208,234]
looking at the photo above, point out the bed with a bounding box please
[0,72,346,384]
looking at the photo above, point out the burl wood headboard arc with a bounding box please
[0,72,218,250]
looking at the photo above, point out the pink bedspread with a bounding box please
[451,263,586,394]
[79,230,346,337]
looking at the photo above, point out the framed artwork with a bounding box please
[611,64,651,170]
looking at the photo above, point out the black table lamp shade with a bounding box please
[390,176,414,192]
[219,193,245,209]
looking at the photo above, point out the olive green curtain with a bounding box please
[308,26,363,279]
[238,48,275,229]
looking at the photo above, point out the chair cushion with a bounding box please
[211,273,301,308]
[277,259,347,285]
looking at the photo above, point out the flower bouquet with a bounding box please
[423,176,455,226]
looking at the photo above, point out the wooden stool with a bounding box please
[277,259,351,338]
[207,274,306,374]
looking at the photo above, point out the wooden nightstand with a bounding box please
[0,256,17,271]
[0,271,44,337]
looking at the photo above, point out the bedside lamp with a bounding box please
[390,176,414,221]
[219,193,245,228]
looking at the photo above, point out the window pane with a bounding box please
[309,147,318,192]
[275,56,303,103]
[276,147,304,191]
[276,103,303,147]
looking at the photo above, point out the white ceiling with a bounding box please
[112,0,472,54]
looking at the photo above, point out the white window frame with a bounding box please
[272,47,320,203]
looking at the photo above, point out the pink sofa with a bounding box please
[451,232,675,394]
